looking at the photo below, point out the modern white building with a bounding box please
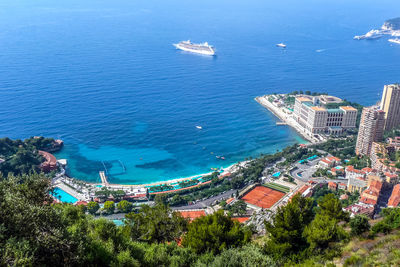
[293,96,358,135]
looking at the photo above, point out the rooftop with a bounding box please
[327,108,344,114]
[340,106,357,111]
[388,184,400,207]
[178,210,206,221]
[311,106,326,111]
[296,96,313,102]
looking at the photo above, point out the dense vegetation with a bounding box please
[0,137,58,176]
[2,172,400,266]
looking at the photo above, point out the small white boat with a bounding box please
[276,43,287,48]
[389,38,400,44]
[196,126,202,129]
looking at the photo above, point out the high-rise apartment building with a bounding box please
[380,84,400,131]
[355,106,385,156]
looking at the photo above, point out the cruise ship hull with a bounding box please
[173,43,215,56]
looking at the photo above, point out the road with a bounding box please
[290,156,321,182]
[172,189,237,210]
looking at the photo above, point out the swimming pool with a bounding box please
[113,219,124,226]
[51,187,78,203]
[272,172,281,178]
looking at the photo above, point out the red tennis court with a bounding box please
[241,185,285,209]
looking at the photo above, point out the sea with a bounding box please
[0,0,399,184]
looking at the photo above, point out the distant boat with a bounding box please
[196,126,202,129]
[389,38,400,44]
[276,43,287,48]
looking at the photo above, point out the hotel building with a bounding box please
[355,106,385,156]
[293,96,357,135]
[380,84,400,131]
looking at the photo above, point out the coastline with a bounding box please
[255,95,318,144]
[84,162,240,188]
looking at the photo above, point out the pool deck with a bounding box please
[53,180,88,203]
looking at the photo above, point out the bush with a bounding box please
[87,201,100,215]
[182,210,251,254]
[371,222,392,234]
[117,200,133,213]
[103,201,115,214]
[350,215,370,236]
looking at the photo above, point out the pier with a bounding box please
[99,171,109,186]
[276,121,287,125]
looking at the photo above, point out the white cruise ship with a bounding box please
[389,38,400,44]
[173,40,216,55]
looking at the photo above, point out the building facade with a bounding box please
[355,106,385,156]
[380,84,400,131]
[293,96,357,135]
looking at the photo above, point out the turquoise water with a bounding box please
[272,172,281,178]
[51,187,78,203]
[113,220,124,226]
[0,0,399,184]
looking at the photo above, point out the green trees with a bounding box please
[182,210,251,254]
[103,201,115,214]
[265,194,348,262]
[318,193,349,222]
[117,200,133,213]
[265,194,314,260]
[0,174,78,266]
[226,200,247,216]
[206,244,276,267]
[304,213,346,251]
[112,190,126,201]
[87,201,100,215]
[124,203,187,243]
[371,208,400,234]
[350,215,371,236]
[0,137,61,177]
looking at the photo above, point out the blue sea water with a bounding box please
[0,0,399,184]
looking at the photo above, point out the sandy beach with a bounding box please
[92,162,239,189]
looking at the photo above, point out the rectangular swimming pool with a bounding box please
[51,187,78,203]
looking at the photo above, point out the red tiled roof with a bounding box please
[328,156,341,162]
[38,150,58,172]
[232,217,250,223]
[75,201,88,206]
[385,172,398,178]
[362,167,374,173]
[328,182,337,188]
[295,185,311,196]
[320,159,331,165]
[360,196,377,205]
[388,184,400,207]
[226,198,235,204]
[346,165,366,174]
[370,180,383,192]
[179,210,206,221]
